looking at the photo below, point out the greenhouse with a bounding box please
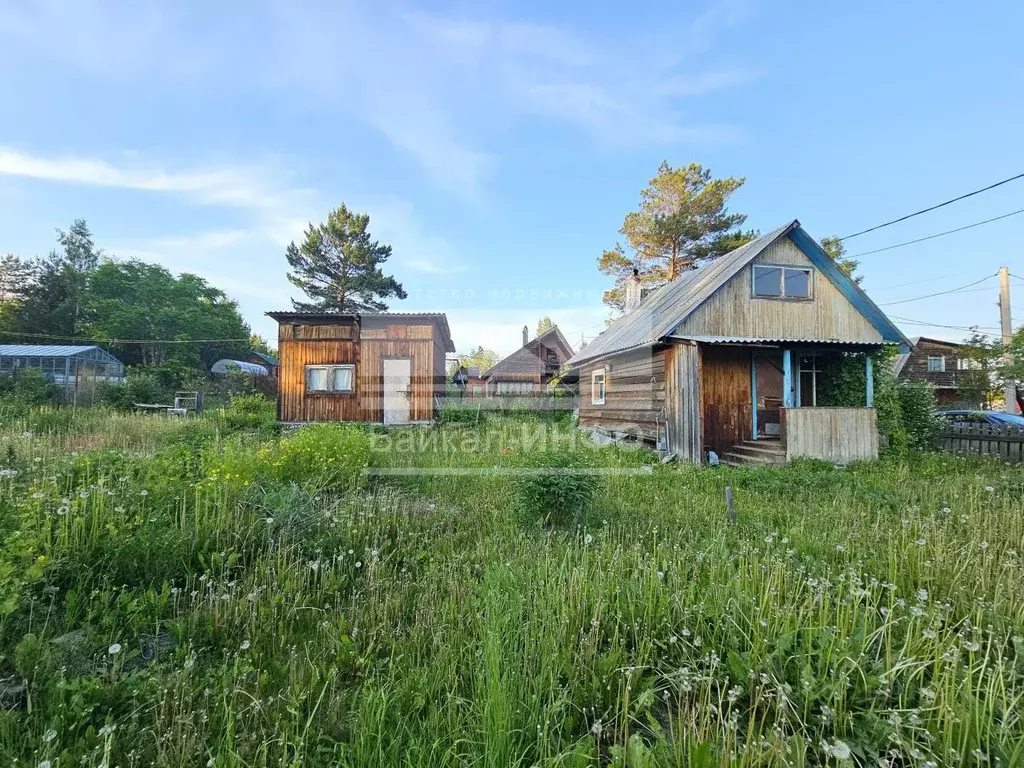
[0,344,125,403]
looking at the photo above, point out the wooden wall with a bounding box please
[700,346,752,455]
[276,319,443,423]
[578,347,666,443]
[782,407,878,462]
[664,342,702,461]
[675,236,883,343]
[278,339,360,422]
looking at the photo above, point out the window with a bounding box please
[592,370,606,405]
[305,364,355,393]
[752,265,812,299]
[798,354,823,407]
[956,357,979,371]
[927,356,945,373]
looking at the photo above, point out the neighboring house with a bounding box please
[246,351,279,377]
[483,325,575,396]
[267,311,455,424]
[450,365,486,398]
[566,220,910,465]
[892,337,979,406]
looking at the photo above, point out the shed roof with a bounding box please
[248,351,278,366]
[567,220,910,368]
[265,310,455,352]
[0,344,114,358]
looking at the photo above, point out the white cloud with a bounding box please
[0,146,304,210]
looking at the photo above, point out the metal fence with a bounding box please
[937,422,1024,463]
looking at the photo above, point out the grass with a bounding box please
[0,409,1021,767]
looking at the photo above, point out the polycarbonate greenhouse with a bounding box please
[0,344,125,403]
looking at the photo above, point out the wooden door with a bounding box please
[383,358,412,425]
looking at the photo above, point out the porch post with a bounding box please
[782,349,794,408]
[865,355,874,407]
[750,350,758,440]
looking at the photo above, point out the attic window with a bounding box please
[752,265,812,299]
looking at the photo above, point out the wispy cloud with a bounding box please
[0,146,304,210]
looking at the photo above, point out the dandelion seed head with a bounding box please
[108,643,122,655]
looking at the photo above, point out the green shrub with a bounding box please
[221,392,277,432]
[0,369,59,406]
[97,371,167,411]
[515,449,598,527]
[272,424,371,491]
[897,380,940,451]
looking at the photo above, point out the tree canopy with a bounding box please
[536,316,554,335]
[598,161,753,311]
[456,346,500,374]
[286,204,407,312]
[820,237,861,283]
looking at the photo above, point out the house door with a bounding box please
[753,351,784,437]
[383,358,412,425]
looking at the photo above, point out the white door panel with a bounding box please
[383,358,412,425]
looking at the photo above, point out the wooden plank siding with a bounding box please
[700,346,752,455]
[276,319,445,423]
[675,238,883,343]
[578,347,666,442]
[782,407,878,462]
[664,342,702,461]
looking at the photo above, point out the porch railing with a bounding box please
[781,407,878,463]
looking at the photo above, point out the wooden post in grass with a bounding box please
[725,486,736,525]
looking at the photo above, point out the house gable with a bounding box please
[673,235,883,343]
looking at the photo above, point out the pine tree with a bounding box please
[598,162,752,311]
[0,254,34,302]
[286,205,407,312]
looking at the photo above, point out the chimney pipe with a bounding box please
[624,268,643,313]
[522,325,529,347]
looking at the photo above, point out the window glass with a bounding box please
[592,371,606,404]
[307,367,328,391]
[753,266,782,296]
[332,366,354,392]
[784,269,810,298]
[927,356,945,373]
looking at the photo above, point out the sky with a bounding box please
[1,0,1023,358]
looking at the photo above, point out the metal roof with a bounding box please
[567,220,911,368]
[567,222,798,367]
[670,335,887,347]
[265,310,455,352]
[891,337,920,376]
[0,344,108,358]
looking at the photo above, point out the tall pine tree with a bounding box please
[286,205,407,312]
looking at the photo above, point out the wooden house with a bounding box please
[566,220,911,465]
[892,337,979,406]
[482,325,575,396]
[267,311,455,425]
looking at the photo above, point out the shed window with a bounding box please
[752,265,812,299]
[592,370,606,405]
[927,356,945,373]
[306,364,355,393]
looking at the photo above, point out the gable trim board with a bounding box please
[566,221,910,370]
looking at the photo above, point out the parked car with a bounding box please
[934,409,1024,427]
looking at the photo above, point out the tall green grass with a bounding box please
[0,411,1020,766]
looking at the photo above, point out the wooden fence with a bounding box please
[937,422,1024,463]
[438,394,578,413]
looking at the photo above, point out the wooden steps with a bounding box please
[720,438,786,467]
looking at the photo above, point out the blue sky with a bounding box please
[1,0,1023,357]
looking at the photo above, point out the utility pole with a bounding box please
[998,266,1015,413]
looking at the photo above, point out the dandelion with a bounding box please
[114,506,125,513]
[38,761,51,768]
[31,491,45,500]
[43,729,57,742]
[825,740,851,760]
[656,571,665,580]
[835,544,845,552]
[108,643,122,655]
[962,640,981,652]
[590,720,603,736]
[984,485,994,492]
[917,588,928,602]
[98,724,116,736]
[978,541,988,551]
[79,491,89,499]
[355,561,362,568]
[240,640,251,650]
[140,489,149,497]
[264,517,274,524]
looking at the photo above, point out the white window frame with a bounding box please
[926,356,945,373]
[305,364,355,393]
[751,264,814,300]
[592,370,606,406]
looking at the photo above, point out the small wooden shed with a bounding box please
[566,220,911,465]
[267,311,455,425]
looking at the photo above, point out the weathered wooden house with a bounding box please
[482,325,575,395]
[892,337,978,406]
[566,221,911,465]
[267,311,455,425]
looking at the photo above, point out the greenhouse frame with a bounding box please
[0,344,125,404]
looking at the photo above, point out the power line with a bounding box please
[880,272,999,305]
[848,208,1024,259]
[1,330,250,345]
[870,271,973,293]
[889,314,999,334]
[839,172,1024,240]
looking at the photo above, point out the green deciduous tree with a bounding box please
[599,161,753,311]
[456,346,500,374]
[286,204,407,313]
[536,316,554,335]
[84,260,250,368]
